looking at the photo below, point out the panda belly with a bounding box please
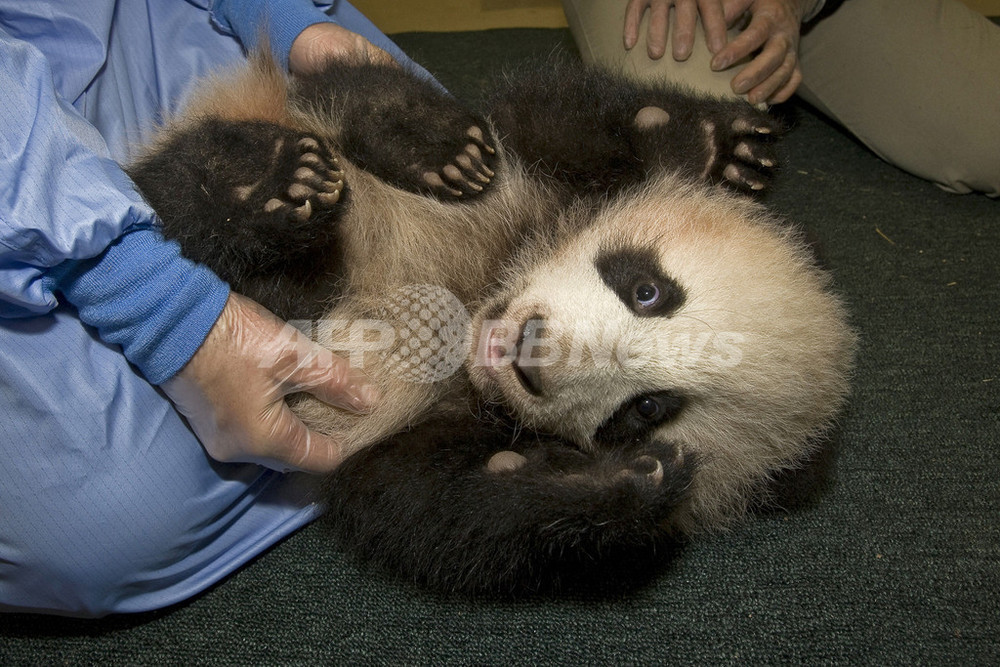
[129,55,853,595]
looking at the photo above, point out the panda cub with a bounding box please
[128,55,854,594]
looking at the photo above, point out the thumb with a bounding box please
[255,401,346,473]
[273,328,379,413]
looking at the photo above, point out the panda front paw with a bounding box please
[486,440,692,511]
[697,111,780,192]
[632,100,780,192]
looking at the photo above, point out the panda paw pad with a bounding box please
[486,450,528,473]
[620,455,665,486]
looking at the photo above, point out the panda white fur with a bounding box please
[128,55,855,594]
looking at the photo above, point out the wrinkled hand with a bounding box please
[710,0,810,104]
[624,0,813,104]
[162,292,377,473]
[289,22,397,75]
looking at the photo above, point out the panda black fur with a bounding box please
[127,55,855,594]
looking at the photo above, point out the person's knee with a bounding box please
[1,517,189,617]
[931,156,1000,198]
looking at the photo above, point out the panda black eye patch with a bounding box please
[593,390,687,446]
[594,246,686,317]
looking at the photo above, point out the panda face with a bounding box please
[467,177,853,484]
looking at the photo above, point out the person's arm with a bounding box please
[0,27,374,471]
[204,0,396,73]
[0,27,228,381]
[207,0,335,69]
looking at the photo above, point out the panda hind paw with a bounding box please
[257,136,345,222]
[414,125,497,200]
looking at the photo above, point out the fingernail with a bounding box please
[711,56,729,71]
[732,79,751,95]
[352,382,379,411]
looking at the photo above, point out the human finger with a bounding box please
[764,64,802,104]
[710,10,769,70]
[646,0,671,60]
[672,0,700,61]
[729,32,790,94]
[255,400,346,473]
[697,0,730,53]
[720,0,755,26]
[274,332,378,413]
[624,0,652,49]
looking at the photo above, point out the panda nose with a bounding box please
[513,316,548,396]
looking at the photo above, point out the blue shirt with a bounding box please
[0,1,429,617]
[0,0,373,384]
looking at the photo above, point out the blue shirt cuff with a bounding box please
[47,228,231,384]
[210,0,335,70]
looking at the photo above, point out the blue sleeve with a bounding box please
[207,0,336,69]
[0,27,229,384]
[47,230,230,385]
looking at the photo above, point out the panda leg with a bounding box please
[326,418,695,594]
[128,119,348,320]
[486,62,780,194]
[292,63,497,200]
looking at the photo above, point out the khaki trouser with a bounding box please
[562,0,1000,196]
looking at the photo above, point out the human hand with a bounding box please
[710,0,813,104]
[162,292,377,473]
[624,0,730,60]
[289,22,397,75]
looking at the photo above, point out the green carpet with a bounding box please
[3,28,998,665]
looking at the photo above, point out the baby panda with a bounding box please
[127,55,855,594]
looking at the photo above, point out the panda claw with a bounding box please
[722,163,761,190]
[466,125,496,155]
[292,200,312,221]
[635,456,664,486]
[316,190,341,206]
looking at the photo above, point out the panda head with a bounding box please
[466,175,855,528]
